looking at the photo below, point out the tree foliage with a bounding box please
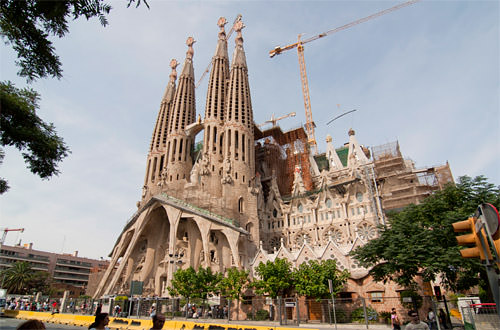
[217,267,250,320]
[0,0,147,192]
[253,258,294,298]
[293,259,350,301]
[1,261,35,294]
[350,175,500,292]
[0,81,70,193]
[168,266,221,300]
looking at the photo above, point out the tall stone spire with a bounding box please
[200,17,231,196]
[164,37,196,192]
[141,60,178,202]
[221,20,258,246]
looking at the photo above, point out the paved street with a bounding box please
[0,317,84,330]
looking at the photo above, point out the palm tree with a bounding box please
[1,261,34,294]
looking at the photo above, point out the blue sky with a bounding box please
[1,0,498,260]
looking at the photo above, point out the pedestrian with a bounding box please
[150,303,157,318]
[88,312,110,330]
[405,310,430,330]
[151,313,166,330]
[95,303,102,316]
[427,308,437,330]
[114,304,120,316]
[17,319,46,329]
[391,308,401,330]
[438,308,448,329]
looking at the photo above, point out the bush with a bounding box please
[351,306,378,323]
[255,309,269,321]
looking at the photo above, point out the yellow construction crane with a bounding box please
[270,0,420,155]
[258,111,296,128]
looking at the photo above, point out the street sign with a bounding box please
[477,203,500,238]
[285,302,296,308]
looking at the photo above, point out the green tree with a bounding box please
[168,266,198,300]
[0,81,70,193]
[27,270,51,295]
[193,266,221,300]
[0,0,147,192]
[293,259,350,301]
[1,261,34,294]
[217,267,250,320]
[253,258,294,299]
[350,175,500,292]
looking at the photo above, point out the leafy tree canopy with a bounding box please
[350,175,500,292]
[217,267,250,300]
[253,258,294,298]
[0,81,70,193]
[0,0,147,192]
[0,0,148,81]
[293,259,350,301]
[168,266,198,299]
[1,261,36,294]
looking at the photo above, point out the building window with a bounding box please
[356,192,363,202]
[370,291,383,303]
[326,198,332,208]
[297,204,303,213]
[238,197,244,213]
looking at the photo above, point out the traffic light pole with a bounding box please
[477,227,500,318]
[475,204,500,317]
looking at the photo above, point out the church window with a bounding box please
[243,175,245,183]
[308,215,311,223]
[287,219,290,227]
[356,192,363,202]
[268,222,271,230]
[176,174,179,180]
[298,204,303,213]
[273,209,278,217]
[235,172,238,180]
[357,207,361,215]
[242,135,245,161]
[351,208,355,216]
[179,139,183,161]
[337,210,341,218]
[320,213,323,221]
[151,158,157,182]
[238,197,244,213]
[326,198,332,208]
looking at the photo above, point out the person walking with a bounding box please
[405,310,430,330]
[391,308,401,330]
[427,308,437,330]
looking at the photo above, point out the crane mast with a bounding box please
[269,0,420,154]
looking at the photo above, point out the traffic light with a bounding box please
[452,216,491,260]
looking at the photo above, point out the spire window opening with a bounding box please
[179,139,184,161]
[242,135,245,161]
[213,127,217,152]
[238,197,244,214]
[172,139,177,162]
[235,133,239,160]
[151,158,157,182]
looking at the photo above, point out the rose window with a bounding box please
[323,229,344,244]
[357,223,376,241]
[294,233,311,246]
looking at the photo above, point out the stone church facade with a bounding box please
[93,18,453,300]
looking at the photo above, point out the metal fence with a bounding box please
[461,305,500,330]
[6,294,498,329]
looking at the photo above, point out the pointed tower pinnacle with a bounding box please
[347,128,369,168]
[201,17,231,196]
[164,37,196,192]
[141,59,178,202]
[221,19,259,250]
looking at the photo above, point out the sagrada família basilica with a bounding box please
[93,18,453,302]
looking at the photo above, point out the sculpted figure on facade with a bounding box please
[201,152,210,175]
[221,156,233,184]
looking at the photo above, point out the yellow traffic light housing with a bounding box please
[453,217,491,260]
